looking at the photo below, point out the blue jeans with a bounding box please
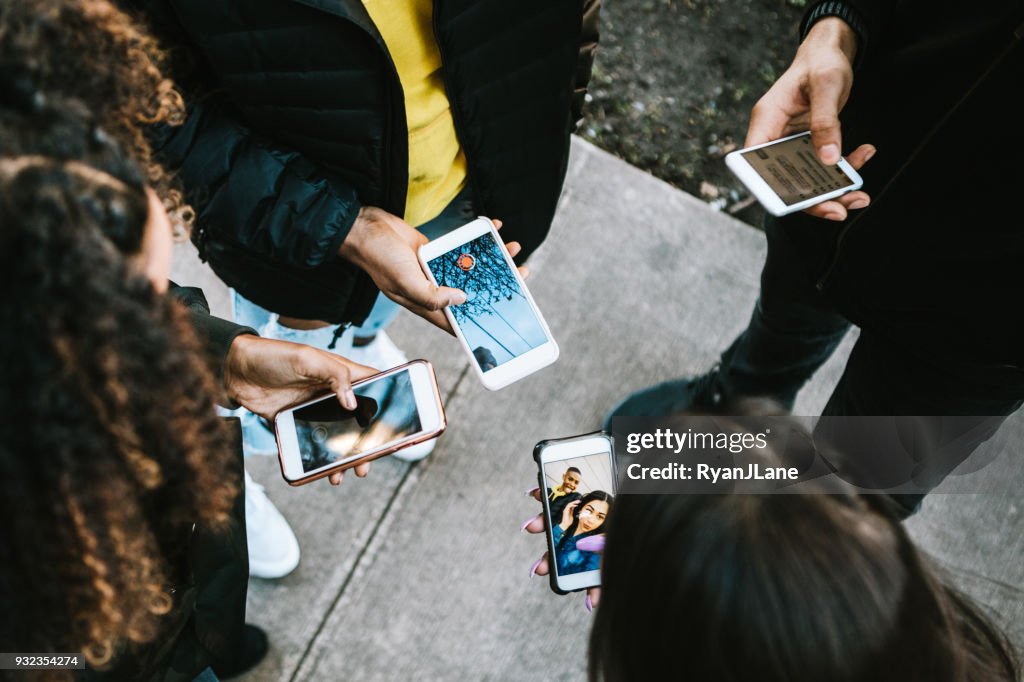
[232,188,476,336]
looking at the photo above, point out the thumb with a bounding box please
[807,69,847,165]
[409,282,466,312]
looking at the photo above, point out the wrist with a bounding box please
[804,17,858,64]
[339,206,384,264]
[224,333,259,404]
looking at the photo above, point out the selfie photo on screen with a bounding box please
[544,453,615,577]
[427,232,547,372]
[294,371,422,472]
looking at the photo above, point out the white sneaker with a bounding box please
[348,332,437,462]
[244,469,301,579]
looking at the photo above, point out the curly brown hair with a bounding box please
[0,0,192,233]
[0,157,237,674]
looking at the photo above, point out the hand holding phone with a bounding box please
[525,432,616,606]
[274,360,445,485]
[726,132,865,216]
[419,217,558,390]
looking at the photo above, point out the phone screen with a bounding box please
[426,231,548,373]
[293,368,422,473]
[543,450,614,578]
[742,134,854,206]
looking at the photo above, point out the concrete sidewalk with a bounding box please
[172,137,1023,681]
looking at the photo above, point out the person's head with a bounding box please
[572,491,612,536]
[589,421,1019,682]
[0,0,190,229]
[0,156,237,671]
[0,89,174,291]
[562,466,582,493]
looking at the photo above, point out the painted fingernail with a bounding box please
[585,594,593,612]
[848,199,869,210]
[525,486,540,497]
[819,144,840,164]
[520,517,534,533]
[529,558,543,578]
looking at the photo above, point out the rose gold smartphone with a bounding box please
[274,360,445,486]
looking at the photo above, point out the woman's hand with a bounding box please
[521,487,600,612]
[560,499,580,530]
[223,334,378,486]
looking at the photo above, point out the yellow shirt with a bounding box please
[363,0,467,228]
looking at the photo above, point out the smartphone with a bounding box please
[726,131,864,216]
[533,432,616,594]
[274,360,445,485]
[418,217,558,390]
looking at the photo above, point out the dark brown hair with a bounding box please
[590,418,1019,682]
[0,0,191,231]
[0,157,236,673]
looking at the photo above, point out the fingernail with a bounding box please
[825,212,845,222]
[819,144,840,164]
[863,147,876,162]
[449,291,467,305]
[520,517,534,533]
[848,199,869,210]
[585,594,593,612]
[529,558,543,578]
[345,390,357,409]
[525,486,540,497]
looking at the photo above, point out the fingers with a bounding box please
[844,144,876,171]
[586,588,601,612]
[526,486,542,502]
[328,471,343,486]
[518,265,530,282]
[353,462,371,478]
[804,199,849,221]
[520,513,546,534]
[745,92,795,148]
[576,534,605,553]
[505,241,522,259]
[529,552,550,578]
[492,218,503,230]
[806,67,849,164]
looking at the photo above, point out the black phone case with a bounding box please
[533,431,615,595]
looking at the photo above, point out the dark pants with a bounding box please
[717,217,1023,515]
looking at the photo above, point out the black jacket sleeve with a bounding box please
[168,284,256,406]
[154,97,363,270]
[572,0,601,127]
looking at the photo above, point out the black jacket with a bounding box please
[786,1,1024,379]
[138,0,600,324]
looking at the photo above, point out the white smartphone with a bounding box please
[726,131,863,216]
[274,360,445,486]
[533,432,616,594]
[418,217,559,390]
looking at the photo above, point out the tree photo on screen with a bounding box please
[428,232,547,368]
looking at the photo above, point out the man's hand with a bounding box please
[223,335,378,485]
[746,17,875,221]
[339,208,526,334]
